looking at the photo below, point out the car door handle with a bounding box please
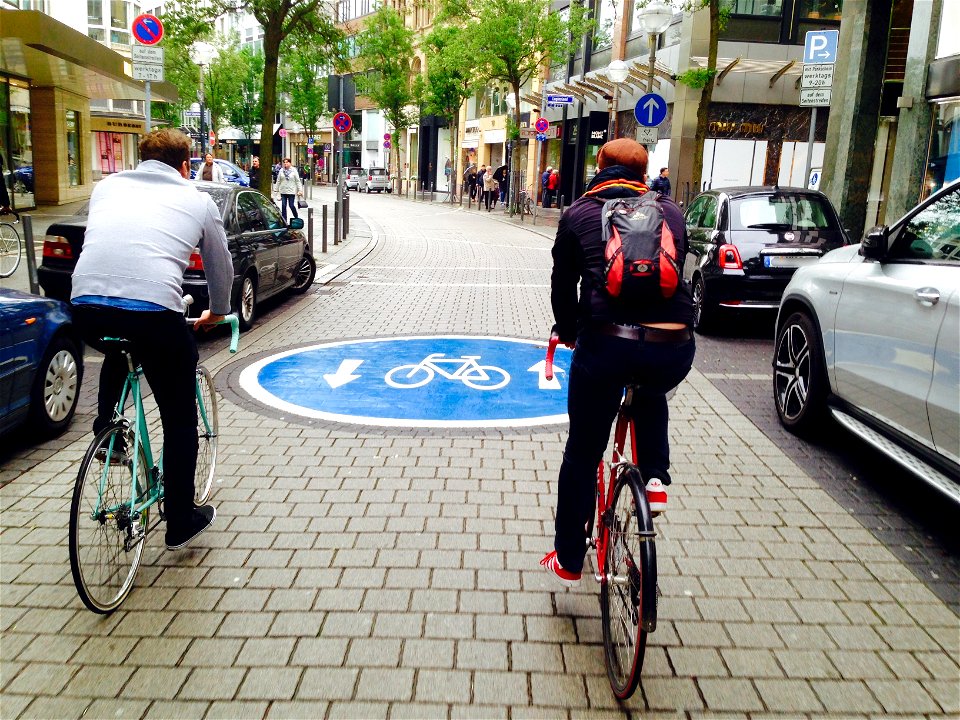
[915,287,940,307]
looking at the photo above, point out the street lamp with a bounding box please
[606,59,629,140]
[190,41,218,155]
[636,2,673,93]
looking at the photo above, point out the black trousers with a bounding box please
[73,305,200,528]
[554,331,695,574]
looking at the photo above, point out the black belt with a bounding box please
[592,323,692,344]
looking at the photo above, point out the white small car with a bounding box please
[360,167,391,193]
[342,166,364,191]
[773,180,959,501]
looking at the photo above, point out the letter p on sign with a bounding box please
[804,30,839,64]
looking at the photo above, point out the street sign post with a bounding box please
[634,93,667,127]
[131,13,164,45]
[333,112,352,134]
[635,126,658,145]
[799,88,832,107]
[801,30,839,186]
[131,14,164,133]
[803,29,839,64]
[801,63,835,88]
[132,64,163,82]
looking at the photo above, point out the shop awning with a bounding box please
[0,10,178,103]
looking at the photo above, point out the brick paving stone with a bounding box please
[812,679,883,713]
[414,668,472,704]
[265,701,330,719]
[142,700,211,719]
[456,640,509,670]
[641,676,706,711]
[529,672,589,709]
[328,701,391,719]
[5,661,76,696]
[236,667,303,700]
[719,648,783,678]
[60,664,134,697]
[354,667,416,701]
[178,667,246,700]
[402,639,455,669]
[19,696,88,719]
[297,667,358,700]
[754,678,824,712]
[205,700,270,719]
[124,667,192,699]
[865,678,941,714]
[473,670,530,705]
[697,678,764,712]
[388,702,451,719]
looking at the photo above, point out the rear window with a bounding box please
[369,168,387,176]
[730,194,839,232]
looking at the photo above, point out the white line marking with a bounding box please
[349,281,550,288]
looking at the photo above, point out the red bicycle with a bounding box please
[546,333,658,700]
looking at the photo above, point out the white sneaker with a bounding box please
[645,478,667,514]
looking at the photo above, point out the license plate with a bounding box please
[763,255,819,268]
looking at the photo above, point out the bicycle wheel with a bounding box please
[69,424,150,614]
[461,365,510,390]
[0,223,21,278]
[194,366,218,504]
[600,465,656,700]
[384,364,433,388]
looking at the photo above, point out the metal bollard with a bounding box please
[559,195,565,214]
[322,205,328,253]
[306,207,314,254]
[23,215,39,296]
[334,200,340,246]
[343,193,349,237]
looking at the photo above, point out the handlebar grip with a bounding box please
[545,333,559,381]
[223,314,240,353]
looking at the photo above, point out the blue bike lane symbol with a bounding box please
[238,336,573,428]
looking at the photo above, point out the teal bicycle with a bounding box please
[68,311,239,614]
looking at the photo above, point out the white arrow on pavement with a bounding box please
[643,97,660,124]
[528,360,565,390]
[324,359,363,388]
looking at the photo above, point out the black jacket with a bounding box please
[550,165,693,343]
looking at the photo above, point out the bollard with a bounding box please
[559,195,565,214]
[430,182,434,202]
[307,207,314,255]
[23,215,39,296]
[334,200,340,246]
[322,204,328,253]
[343,193,349,237]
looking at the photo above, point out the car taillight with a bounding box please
[42,235,73,260]
[717,244,743,270]
[368,175,373,181]
[188,248,204,271]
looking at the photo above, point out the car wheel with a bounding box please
[387,189,393,194]
[238,274,257,331]
[29,334,82,435]
[692,275,716,333]
[290,254,316,294]
[773,311,828,436]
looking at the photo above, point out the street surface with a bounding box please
[1,189,957,718]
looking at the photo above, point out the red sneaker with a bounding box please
[540,550,582,587]
[645,478,667,514]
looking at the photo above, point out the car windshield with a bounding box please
[197,186,233,214]
[731,194,839,232]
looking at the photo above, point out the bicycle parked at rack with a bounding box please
[68,305,240,614]
[0,208,21,278]
[545,333,659,700]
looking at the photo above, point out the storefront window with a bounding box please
[797,0,843,20]
[66,110,81,187]
[924,101,960,199]
[0,77,35,209]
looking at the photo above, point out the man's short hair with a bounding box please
[139,129,190,170]
[660,167,668,174]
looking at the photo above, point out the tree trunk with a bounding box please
[257,25,282,195]
[690,0,720,193]
[449,117,457,202]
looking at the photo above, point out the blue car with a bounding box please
[0,289,84,436]
[190,158,250,186]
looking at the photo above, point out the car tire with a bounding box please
[28,334,82,435]
[692,275,716,334]
[773,311,828,436]
[237,273,257,332]
[387,189,393,194]
[290,254,316,294]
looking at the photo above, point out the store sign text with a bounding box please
[709,121,766,136]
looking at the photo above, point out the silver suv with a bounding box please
[360,167,391,193]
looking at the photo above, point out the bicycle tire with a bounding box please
[0,222,21,278]
[69,424,150,614]
[194,366,218,505]
[384,364,433,388]
[600,465,656,700]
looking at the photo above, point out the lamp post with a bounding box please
[190,41,218,156]
[505,91,516,214]
[636,2,673,93]
[606,59,629,140]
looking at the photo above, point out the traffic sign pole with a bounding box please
[801,30,837,186]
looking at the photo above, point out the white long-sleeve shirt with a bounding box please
[71,160,233,315]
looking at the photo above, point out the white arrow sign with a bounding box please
[642,97,660,125]
[527,360,565,390]
[324,359,363,388]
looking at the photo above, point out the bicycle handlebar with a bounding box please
[183,296,240,354]
[545,333,559,381]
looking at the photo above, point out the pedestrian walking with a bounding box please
[547,169,559,209]
[194,153,224,183]
[465,164,478,200]
[650,167,671,197]
[483,169,498,211]
[493,165,508,207]
[541,166,552,207]
[273,157,303,221]
[248,156,260,189]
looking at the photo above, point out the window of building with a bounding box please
[88,0,103,24]
[88,28,105,41]
[721,0,782,15]
[66,110,81,187]
[0,76,34,209]
[111,0,128,29]
[593,0,620,50]
[111,30,130,45]
[796,0,842,20]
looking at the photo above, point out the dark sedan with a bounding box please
[683,186,849,332]
[0,289,83,437]
[37,183,316,331]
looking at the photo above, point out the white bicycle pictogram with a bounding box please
[384,354,511,390]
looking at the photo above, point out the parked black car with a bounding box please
[683,186,849,332]
[37,183,316,330]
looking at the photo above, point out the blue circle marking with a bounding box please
[239,336,574,428]
[635,93,667,127]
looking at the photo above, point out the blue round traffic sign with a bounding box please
[635,93,667,127]
[333,112,352,134]
[535,117,549,133]
[238,336,573,428]
[131,13,164,46]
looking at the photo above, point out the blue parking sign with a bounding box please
[804,30,839,64]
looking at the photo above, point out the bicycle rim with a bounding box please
[69,425,149,613]
[600,468,655,699]
[0,223,20,277]
[194,366,218,504]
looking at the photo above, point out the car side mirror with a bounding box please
[861,225,889,259]
[288,217,304,230]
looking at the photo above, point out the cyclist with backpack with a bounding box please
[541,138,695,586]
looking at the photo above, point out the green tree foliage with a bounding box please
[278,43,329,141]
[164,0,343,194]
[355,6,418,190]
[225,49,265,158]
[203,35,252,137]
[421,25,475,199]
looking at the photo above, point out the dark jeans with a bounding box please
[280,194,298,220]
[72,305,200,529]
[554,330,695,574]
[543,190,553,208]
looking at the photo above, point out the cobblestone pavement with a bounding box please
[1,191,958,719]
